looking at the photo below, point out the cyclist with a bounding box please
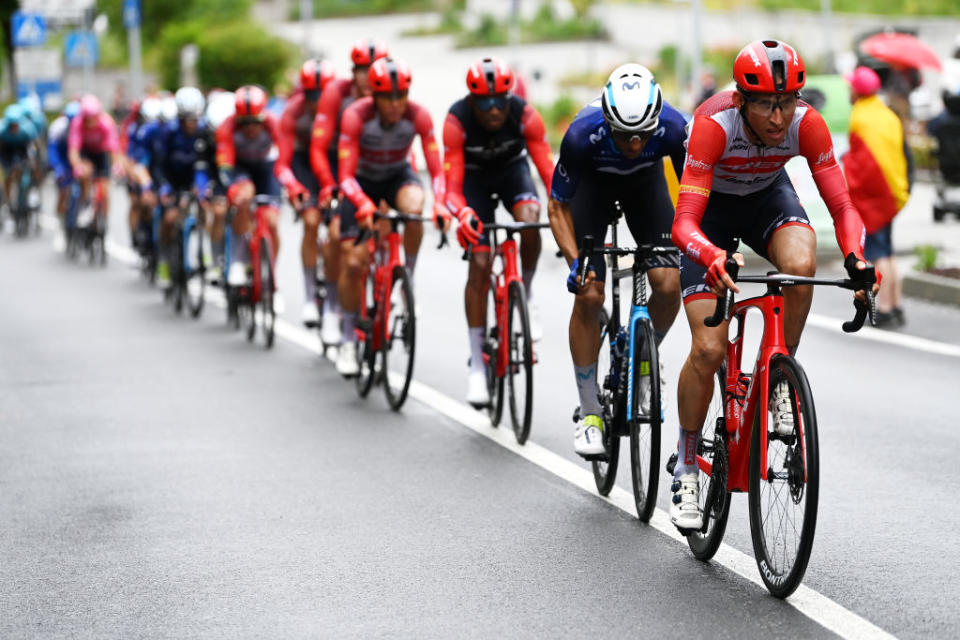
[47,101,81,227]
[203,90,235,281]
[333,57,447,377]
[150,87,213,287]
[547,64,686,458]
[310,38,390,346]
[0,104,39,221]
[278,58,336,326]
[67,95,122,226]
[669,40,878,531]
[20,94,47,187]
[125,97,162,251]
[216,85,302,302]
[443,57,555,406]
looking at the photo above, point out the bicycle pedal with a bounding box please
[674,526,696,537]
[666,452,678,476]
[579,451,610,463]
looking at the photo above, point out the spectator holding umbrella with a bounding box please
[843,66,912,328]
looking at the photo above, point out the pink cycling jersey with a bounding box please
[68,112,119,154]
[673,91,865,268]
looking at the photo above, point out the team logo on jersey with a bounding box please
[588,127,606,145]
[622,81,641,91]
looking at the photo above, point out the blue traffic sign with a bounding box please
[123,0,141,29]
[12,12,47,48]
[65,32,99,68]
[17,81,63,111]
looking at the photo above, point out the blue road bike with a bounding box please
[575,203,678,521]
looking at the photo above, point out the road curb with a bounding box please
[903,270,960,306]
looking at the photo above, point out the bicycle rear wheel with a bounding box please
[355,269,377,397]
[629,318,661,522]
[506,281,533,444]
[748,355,819,598]
[486,280,505,425]
[591,307,620,496]
[687,367,732,560]
[259,237,276,348]
[382,266,416,411]
[185,221,207,318]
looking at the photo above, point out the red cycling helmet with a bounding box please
[234,85,268,121]
[733,39,806,94]
[466,57,514,95]
[368,58,412,94]
[300,59,335,92]
[350,39,389,68]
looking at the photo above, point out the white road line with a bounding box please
[807,313,960,358]
[101,241,897,639]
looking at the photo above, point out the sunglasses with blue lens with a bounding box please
[474,94,509,112]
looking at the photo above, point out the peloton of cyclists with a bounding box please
[442,57,555,407]
[548,64,688,459]
[310,38,391,348]
[668,40,879,531]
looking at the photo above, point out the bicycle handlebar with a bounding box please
[703,255,878,332]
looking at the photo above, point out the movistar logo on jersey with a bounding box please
[621,81,641,91]
[588,127,607,145]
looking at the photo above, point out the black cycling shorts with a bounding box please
[463,158,540,248]
[0,143,29,170]
[80,150,110,178]
[234,159,280,198]
[679,169,813,301]
[571,160,679,282]
[292,149,321,207]
[338,164,421,238]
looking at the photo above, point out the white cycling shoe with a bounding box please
[670,473,703,532]
[528,300,544,342]
[301,301,320,327]
[772,380,795,437]
[466,369,490,408]
[573,414,605,457]
[320,310,343,345]
[227,261,248,287]
[336,341,360,377]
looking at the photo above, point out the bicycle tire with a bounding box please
[355,269,377,397]
[186,220,207,318]
[748,354,819,598]
[486,279,505,426]
[506,281,533,444]
[259,237,276,349]
[592,307,620,496]
[687,367,732,560]
[629,318,661,522]
[170,232,185,314]
[382,266,416,410]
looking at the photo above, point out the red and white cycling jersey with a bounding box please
[674,91,865,268]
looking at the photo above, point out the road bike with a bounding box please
[10,160,40,238]
[223,194,278,348]
[466,220,550,445]
[677,255,876,597]
[354,210,418,411]
[65,178,107,266]
[574,207,678,521]
[165,190,209,318]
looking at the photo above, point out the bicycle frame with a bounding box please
[489,233,523,379]
[358,214,407,352]
[248,203,277,304]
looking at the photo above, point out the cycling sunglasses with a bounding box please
[304,89,322,102]
[743,92,799,116]
[474,94,509,112]
[611,128,653,145]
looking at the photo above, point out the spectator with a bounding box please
[843,66,912,328]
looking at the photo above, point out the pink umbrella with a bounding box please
[860,32,942,71]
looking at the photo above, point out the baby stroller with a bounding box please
[932,92,960,222]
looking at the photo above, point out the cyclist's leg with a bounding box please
[501,160,542,294]
[462,170,497,402]
[745,171,815,354]
[335,195,369,373]
[388,166,424,276]
[294,150,323,305]
[226,178,255,282]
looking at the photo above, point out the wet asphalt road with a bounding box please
[1,183,957,638]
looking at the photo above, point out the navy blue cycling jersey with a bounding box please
[549,98,687,203]
[154,119,213,195]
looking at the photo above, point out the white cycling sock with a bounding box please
[324,285,340,313]
[522,267,535,297]
[341,311,357,343]
[303,265,317,300]
[674,426,701,478]
[468,327,485,374]
[405,251,418,278]
[232,234,250,263]
[575,363,602,417]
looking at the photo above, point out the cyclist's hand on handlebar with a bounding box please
[567,257,597,294]
[432,202,452,233]
[319,184,335,210]
[455,207,483,249]
[844,253,882,303]
[356,200,377,229]
[706,252,744,297]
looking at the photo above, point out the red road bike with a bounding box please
[679,256,877,598]
[225,195,278,349]
[354,211,418,411]
[466,221,549,444]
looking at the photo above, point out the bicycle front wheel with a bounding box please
[355,269,377,398]
[170,233,186,314]
[629,319,661,522]
[486,280,504,426]
[185,221,207,318]
[382,266,416,411]
[591,307,620,496]
[259,237,276,349]
[748,355,819,598]
[506,281,533,444]
[687,367,732,561]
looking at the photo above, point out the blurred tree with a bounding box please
[570,0,596,19]
[99,0,252,44]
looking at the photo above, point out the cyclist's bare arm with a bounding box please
[547,197,578,265]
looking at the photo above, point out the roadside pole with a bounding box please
[124,0,143,97]
[300,0,313,58]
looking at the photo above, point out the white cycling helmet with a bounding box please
[175,86,205,118]
[601,63,663,133]
[159,95,178,122]
[140,97,163,122]
[205,90,235,130]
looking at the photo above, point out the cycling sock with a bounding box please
[522,267,535,296]
[303,266,317,300]
[574,363,602,417]
[405,252,418,278]
[655,329,667,346]
[341,311,357,343]
[212,241,225,268]
[232,234,250,264]
[468,327,485,374]
[674,426,701,478]
[325,286,340,313]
